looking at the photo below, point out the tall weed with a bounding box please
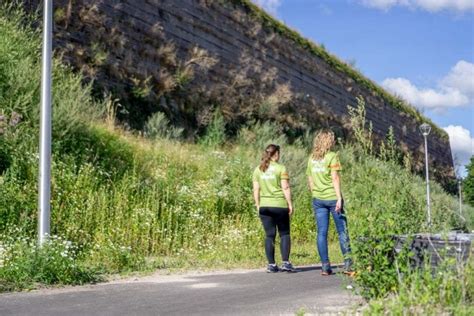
[144,112,183,140]
[199,110,226,147]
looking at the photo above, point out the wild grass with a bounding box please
[362,259,474,315]
[0,234,101,292]
[0,6,472,315]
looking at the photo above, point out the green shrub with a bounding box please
[464,157,474,207]
[364,259,474,315]
[341,96,469,299]
[0,234,101,292]
[237,120,288,150]
[200,110,226,147]
[144,112,183,140]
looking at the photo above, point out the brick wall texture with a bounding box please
[22,0,455,180]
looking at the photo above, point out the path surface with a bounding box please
[0,265,361,316]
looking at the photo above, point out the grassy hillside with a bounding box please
[0,5,472,314]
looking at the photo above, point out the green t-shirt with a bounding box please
[252,161,289,208]
[306,151,342,200]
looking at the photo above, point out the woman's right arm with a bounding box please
[331,170,342,213]
[281,179,293,215]
[253,181,260,212]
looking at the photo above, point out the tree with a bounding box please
[463,156,474,207]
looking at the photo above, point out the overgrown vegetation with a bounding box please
[362,258,474,315]
[144,111,183,140]
[0,234,101,292]
[464,157,474,207]
[0,5,472,314]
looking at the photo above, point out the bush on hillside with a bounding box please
[199,110,226,147]
[0,234,101,292]
[237,120,288,150]
[464,157,474,207]
[144,112,183,140]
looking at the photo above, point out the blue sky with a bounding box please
[253,0,474,176]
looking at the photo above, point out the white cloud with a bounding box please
[441,60,474,99]
[382,77,469,109]
[252,0,282,15]
[381,60,474,111]
[359,0,474,12]
[443,125,474,176]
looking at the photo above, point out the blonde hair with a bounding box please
[312,130,335,160]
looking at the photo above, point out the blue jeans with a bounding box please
[312,199,351,264]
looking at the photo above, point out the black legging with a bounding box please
[259,207,291,264]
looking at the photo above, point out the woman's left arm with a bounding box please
[253,181,260,212]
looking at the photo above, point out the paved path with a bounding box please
[0,265,361,316]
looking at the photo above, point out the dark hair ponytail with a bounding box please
[259,144,280,172]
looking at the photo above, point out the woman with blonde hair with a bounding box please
[306,130,352,275]
[253,144,296,273]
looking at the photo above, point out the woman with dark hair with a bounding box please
[307,130,353,276]
[252,144,296,273]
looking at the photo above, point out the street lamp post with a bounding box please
[458,178,463,218]
[39,0,53,245]
[420,123,431,227]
